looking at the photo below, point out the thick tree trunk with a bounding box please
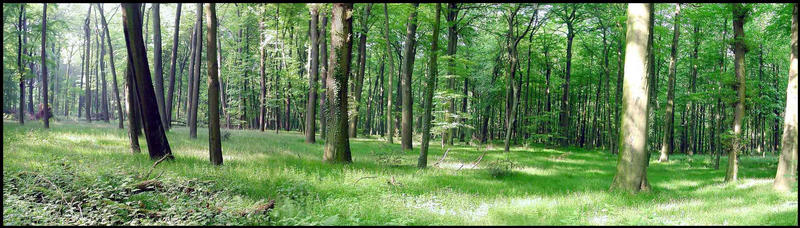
[726,3,747,183]
[659,4,681,162]
[205,3,223,166]
[122,3,173,160]
[401,3,420,151]
[444,3,459,146]
[419,3,441,168]
[165,3,182,131]
[610,3,653,193]
[126,64,141,153]
[306,4,320,143]
[773,3,798,191]
[323,3,354,163]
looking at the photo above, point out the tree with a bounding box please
[726,3,748,183]
[401,3,420,151]
[323,3,354,163]
[17,4,25,125]
[610,3,653,193]
[165,3,182,131]
[554,4,585,146]
[84,5,92,122]
[206,3,223,166]
[121,3,173,160]
[419,3,441,168]
[188,3,203,139]
[152,4,167,128]
[41,3,49,128]
[97,4,125,129]
[658,4,681,162]
[320,10,329,137]
[383,3,395,144]
[306,3,321,143]
[773,3,797,191]
[349,3,373,138]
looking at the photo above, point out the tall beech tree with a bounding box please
[306,3,321,143]
[400,3,420,151]
[41,3,49,128]
[349,3,373,138]
[165,3,182,130]
[152,4,167,128]
[659,4,681,162]
[206,3,223,166]
[610,3,653,193]
[97,4,125,129]
[773,3,798,191]
[121,3,173,160]
[323,3,354,163]
[419,3,441,168]
[726,3,748,183]
[383,3,395,144]
[188,3,203,139]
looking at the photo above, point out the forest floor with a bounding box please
[3,119,798,225]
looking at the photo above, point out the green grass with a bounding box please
[3,119,797,225]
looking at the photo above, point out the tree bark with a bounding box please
[773,3,798,191]
[122,3,173,160]
[324,3,354,163]
[85,6,93,122]
[97,4,125,128]
[41,3,49,128]
[18,4,25,125]
[610,3,653,193]
[151,4,167,128]
[189,3,203,139]
[401,3,420,151]
[306,4,321,143]
[419,3,441,168]
[726,3,747,183]
[205,3,223,165]
[320,12,329,137]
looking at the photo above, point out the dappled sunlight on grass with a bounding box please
[3,120,797,225]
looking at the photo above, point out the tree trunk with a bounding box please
[205,3,223,166]
[41,3,49,128]
[85,6,93,122]
[18,4,25,125]
[320,12,329,137]
[610,3,653,193]
[349,3,373,138]
[323,3,354,163]
[259,8,267,132]
[401,3,420,151]
[383,3,395,144]
[659,4,681,162]
[166,3,182,131]
[189,3,203,139]
[445,3,459,146]
[150,4,166,127]
[126,63,141,153]
[122,3,173,160]
[419,3,441,168]
[97,4,125,128]
[726,3,747,183]
[306,4,320,143]
[773,3,798,191]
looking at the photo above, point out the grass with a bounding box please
[2,119,797,225]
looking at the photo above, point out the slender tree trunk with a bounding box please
[383,3,395,144]
[126,64,141,153]
[122,3,173,160]
[85,6,93,122]
[419,3,441,168]
[659,4,681,162]
[97,4,124,128]
[320,12,329,137]
[726,3,747,183]
[610,3,653,193]
[306,4,320,143]
[205,3,223,165]
[166,3,182,131]
[189,3,203,139]
[773,3,798,191]
[349,3,373,138]
[400,3,420,151]
[444,3,459,146]
[259,8,267,132]
[41,3,49,128]
[18,4,25,125]
[323,3,354,163]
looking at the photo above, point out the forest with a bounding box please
[2,3,797,225]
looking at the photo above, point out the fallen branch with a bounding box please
[238,199,276,216]
[469,150,488,169]
[353,176,378,185]
[433,148,451,167]
[141,155,170,180]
